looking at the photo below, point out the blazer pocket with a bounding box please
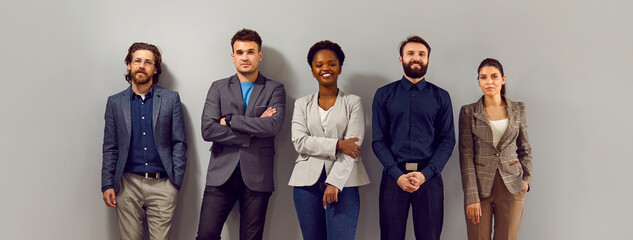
[509,160,520,166]
[475,162,486,167]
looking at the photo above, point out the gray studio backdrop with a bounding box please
[1,0,631,239]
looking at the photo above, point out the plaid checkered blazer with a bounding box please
[458,96,533,206]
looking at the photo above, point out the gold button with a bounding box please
[495,153,500,157]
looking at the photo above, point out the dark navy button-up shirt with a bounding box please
[124,87,166,174]
[372,76,455,181]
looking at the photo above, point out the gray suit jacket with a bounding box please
[458,96,532,206]
[201,73,286,192]
[288,90,370,190]
[101,86,187,193]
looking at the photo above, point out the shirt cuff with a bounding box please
[324,179,345,192]
[102,185,113,193]
[420,167,435,181]
[388,165,405,181]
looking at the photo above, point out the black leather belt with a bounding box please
[132,172,167,179]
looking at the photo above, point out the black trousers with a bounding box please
[196,168,272,240]
[379,171,444,240]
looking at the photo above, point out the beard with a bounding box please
[402,60,428,79]
[131,70,152,85]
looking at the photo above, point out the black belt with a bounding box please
[132,172,167,179]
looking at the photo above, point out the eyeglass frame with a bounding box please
[131,58,155,66]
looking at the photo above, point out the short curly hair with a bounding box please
[307,40,345,67]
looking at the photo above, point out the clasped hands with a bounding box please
[397,172,426,193]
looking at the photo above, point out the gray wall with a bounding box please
[1,1,632,239]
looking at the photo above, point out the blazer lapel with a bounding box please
[229,75,245,114]
[473,97,490,126]
[307,93,326,137]
[122,87,132,136]
[496,97,520,149]
[245,75,265,117]
[472,97,495,148]
[152,87,162,131]
[327,90,345,137]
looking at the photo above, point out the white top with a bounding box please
[318,106,333,133]
[489,118,509,147]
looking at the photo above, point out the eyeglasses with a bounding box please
[131,58,155,66]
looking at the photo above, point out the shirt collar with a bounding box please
[130,85,154,100]
[399,75,427,91]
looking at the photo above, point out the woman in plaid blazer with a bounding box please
[458,58,533,240]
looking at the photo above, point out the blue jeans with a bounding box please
[293,170,360,240]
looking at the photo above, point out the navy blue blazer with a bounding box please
[101,86,187,193]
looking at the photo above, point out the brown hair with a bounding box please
[231,28,262,52]
[124,42,162,84]
[477,58,505,96]
[399,35,431,57]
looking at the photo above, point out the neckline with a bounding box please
[489,118,508,123]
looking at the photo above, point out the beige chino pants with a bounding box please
[117,172,178,240]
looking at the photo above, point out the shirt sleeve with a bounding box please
[419,91,456,180]
[372,88,404,181]
[516,102,533,187]
[458,105,480,206]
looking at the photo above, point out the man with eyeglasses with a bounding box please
[101,42,187,240]
[196,29,286,240]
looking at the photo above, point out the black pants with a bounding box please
[196,168,272,240]
[379,171,444,240]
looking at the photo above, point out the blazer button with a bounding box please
[495,153,500,157]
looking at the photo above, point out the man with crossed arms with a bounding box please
[196,29,286,240]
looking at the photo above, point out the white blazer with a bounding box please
[288,90,371,190]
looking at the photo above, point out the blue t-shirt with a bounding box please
[241,82,255,113]
[237,82,255,170]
